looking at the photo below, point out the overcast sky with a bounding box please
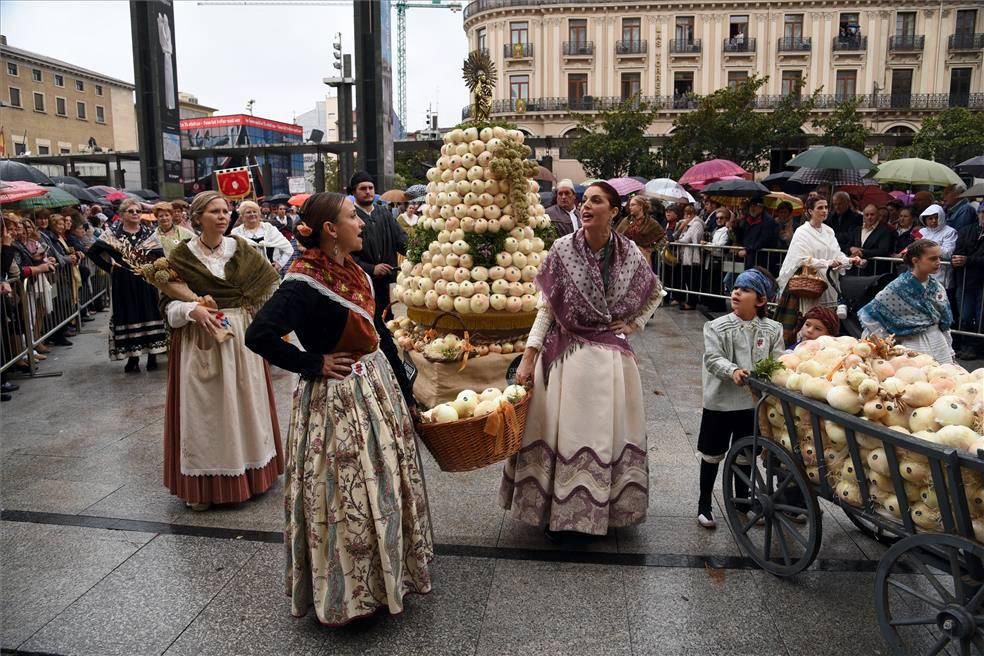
[1,0,469,132]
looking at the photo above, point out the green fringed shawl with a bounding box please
[164,236,280,311]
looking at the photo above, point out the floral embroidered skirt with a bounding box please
[285,349,433,626]
[499,345,650,535]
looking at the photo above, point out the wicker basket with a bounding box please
[416,391,532,472]
[787,261,828,299]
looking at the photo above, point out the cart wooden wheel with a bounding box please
[723,436,822,577]
[844,508,902,547]
[875,533,984,656]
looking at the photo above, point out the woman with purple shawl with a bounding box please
[499,182,666,537]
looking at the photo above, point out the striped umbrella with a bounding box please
[607,177,645,197]
[7,185,81,209]
[0,180,48,204]
[788,167,863,186]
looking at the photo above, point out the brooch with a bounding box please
[351,361,366,377]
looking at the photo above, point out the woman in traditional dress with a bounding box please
[245,191,432,626]
[775,196,862,344]
[859,239,955,365]
[230,200,293,273]
[502,181,665,538]
[152,201,195,256]
[615,195,665,265]
[160,191,283,511]
[87,198,169,372]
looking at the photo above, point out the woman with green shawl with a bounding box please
[161,191,284,511]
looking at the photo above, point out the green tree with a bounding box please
[891,107,984,168]
[324,156,340,192]
[660,76,818,178]
[395,147,441,187]
[811,98,872,154]
[566,99,661,179]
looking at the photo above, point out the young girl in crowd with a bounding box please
[696,266,784,528]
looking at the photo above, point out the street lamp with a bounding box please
[245,99,256,115]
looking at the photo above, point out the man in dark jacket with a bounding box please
[944,183,978,233]
[847,204,897,275]
[827,191,862,251]
[545,178,580,237]
[734,197,779,271]
[952,205,984,359]
[349,171,408,322]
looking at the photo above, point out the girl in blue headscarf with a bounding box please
[859,239,955,364]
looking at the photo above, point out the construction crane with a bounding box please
[197,0,462,130]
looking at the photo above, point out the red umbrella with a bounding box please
[688,175,744,191]
[288,193,310,207]
[842,185,893,207]
[0,180,48,204]
[679,159,747,187]
[535,166,556,183]
[104,190,129,202]
[606,177,645,197]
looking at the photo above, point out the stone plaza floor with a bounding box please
[1,306,974,655]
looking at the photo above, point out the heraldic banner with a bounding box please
[214,166,253,200]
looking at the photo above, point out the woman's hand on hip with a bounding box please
[516,348,538,387]
[609,320,636,336]
[321,352,356,379]
[189,305,224,336]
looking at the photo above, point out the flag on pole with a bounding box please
[214,166,253,199]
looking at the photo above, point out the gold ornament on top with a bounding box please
[462,50,497,123]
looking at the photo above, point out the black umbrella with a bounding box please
[51,175,88,187]
[762,170,812,194]
[956,155,984,177]
[57,183,102,204]
[0,160,55,185]
[701,179,770,197]
[127,188,161,201]
[265,193,290,203]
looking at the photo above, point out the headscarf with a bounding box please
[858,271,952,337]
[536,230,661,384]
[735,268,776,300]
[802,306,840,336]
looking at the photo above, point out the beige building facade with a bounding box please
[0,35,136,159]
[462,1,983,180]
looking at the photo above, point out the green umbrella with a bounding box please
[872,158,963,188]
[7,185,81,210]
[786,146,875,171]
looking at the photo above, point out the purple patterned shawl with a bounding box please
[537,230,660,382]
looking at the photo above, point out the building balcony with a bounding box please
[615,40,647,55]
[723,37,756,53]
[563,41,593,57]
[832,35,866,52]
[460,92,984,119]
[889,35,925,51]
[503,42,533,59]
[777,37,811,52]
[473,47,489,58]
[669,39,701,54]
[948,33,984,51]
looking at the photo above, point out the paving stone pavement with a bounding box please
[0,307,965,655]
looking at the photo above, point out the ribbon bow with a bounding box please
[482,399,520,451]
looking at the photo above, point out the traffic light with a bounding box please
[332,33,342,71]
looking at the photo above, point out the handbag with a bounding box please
[787,258,828,299]
[661,247,679,267]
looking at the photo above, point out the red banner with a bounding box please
[215,167,253,199]
[179,114,304,136]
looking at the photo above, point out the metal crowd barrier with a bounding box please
[0,264,110,377]
[656,241,983,342]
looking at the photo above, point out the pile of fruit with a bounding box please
[420,385,528,424]
[758,334,984,537]
[392,125,555,317]
[386,317,526,362]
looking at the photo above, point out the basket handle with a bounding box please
[425,310,469,333]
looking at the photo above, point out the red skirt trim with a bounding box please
[163,334,285,505]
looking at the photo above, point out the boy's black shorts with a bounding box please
[696,407,757,463]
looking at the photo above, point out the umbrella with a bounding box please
[7,185,81,210]
[607,177,645,197]
[288,193,310,207]
[786,146,875,172]
[889,190,914,204]
[959,182,984,199]
[410,195,426,204]
[763,192,804,216]
[873,158,963,188]
[0,180,48,204]
[0,160,55,185]
[50,175,88,187]
[643,178,695,203]
[406,184,427,198]
[678,159,747,187]
[761,170,813,194]
[788,167,863,186]
[702,179,770,197]
[104,190,130,202]
[841,185,894,207]
[265,193,290,204]
[127,188,161,201]
[57,183,102,204]
[380,189,408,203]
[535,166,555,183]
[956,155,984,177]
[689,175,745,191]
[630,175,648,184]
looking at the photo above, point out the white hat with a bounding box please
[920,203,945,219]
[556,178,575,192]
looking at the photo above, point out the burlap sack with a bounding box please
[409,350,519,408]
